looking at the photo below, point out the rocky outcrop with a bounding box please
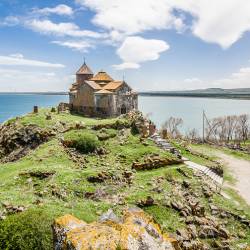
[132,154,183,171]
[125,110,156,137]
[0,122,54,162]
[0,118,88,163]
[53,208,179,250]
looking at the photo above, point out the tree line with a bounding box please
[161,114,249,144]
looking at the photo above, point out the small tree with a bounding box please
[186,128,199,142]
[162,117,183,139]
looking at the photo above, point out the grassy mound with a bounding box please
[63,130,100,153]
[0,208,53,250]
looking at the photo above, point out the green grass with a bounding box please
[10,108,121,128]
[191,143,250,161]
[1,111,250,249]
[221,147,250,161]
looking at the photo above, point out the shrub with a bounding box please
[114,119,131,130]
[0,209,53,250]
[131,121,140,135]
[63,130,100,153]
[97,129,117,141]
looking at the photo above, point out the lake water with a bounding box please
[139,96,250,133]
[0,94,68,123]
[0,94,249,134]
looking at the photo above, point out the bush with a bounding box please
[0,209,53,250]
[97,129,117,141]
[63,130,100,153]
[131,121,140,135]
[113,119,131,130]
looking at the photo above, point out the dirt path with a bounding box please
[213,152,250,205]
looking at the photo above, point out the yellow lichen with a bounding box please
[53,209,178,250]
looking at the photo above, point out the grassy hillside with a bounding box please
[0,109,249,249]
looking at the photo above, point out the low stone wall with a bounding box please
[132,154,183,171]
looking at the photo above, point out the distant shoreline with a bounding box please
[139,92,250,100]
[0,92,68,95]
[1,89,250,100]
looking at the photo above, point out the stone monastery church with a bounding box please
[69,62,138,117]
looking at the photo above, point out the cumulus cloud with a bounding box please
[113,36,169,70]
[25,19,103,38]
[32,4,74,16]
[172,0,250,49]
[0,54,65,68]
[77,0,250,48]
[51,40,94,52]
[77,0,184,37]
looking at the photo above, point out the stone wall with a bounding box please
[76,73,93,84]
[114,84,138,117]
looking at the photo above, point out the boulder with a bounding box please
[198,225,219,239]
[46,114,52,120]
[52,208,179,250]
[132,155,182,171]
[137,196,155,207]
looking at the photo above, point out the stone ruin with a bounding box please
[58,102,70,113]
[125,110,157,137]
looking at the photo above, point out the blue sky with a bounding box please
[0,0,250,92]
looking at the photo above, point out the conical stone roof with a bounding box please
[76,62,93,75]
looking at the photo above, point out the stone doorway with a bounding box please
[120,104,127,114]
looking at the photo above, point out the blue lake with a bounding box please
[0,94,68,123]
[139,96,250,133]
[0,94,249,134]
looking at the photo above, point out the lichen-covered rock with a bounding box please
[52,208,179,250]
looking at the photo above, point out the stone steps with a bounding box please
[150,133,223,187]
[184,161,223,186]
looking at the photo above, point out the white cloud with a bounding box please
[172,0,250,49]
[0,16,20,26]
[0,54,65,68]
[184,78,202,84]
[214,66,250,88]
[180,65,250,90]
[113,62,140,70]
[2,1,250,51]
[52,40,94,52]
[0,68,71,92]
[77,0,250,48]
[113,36,169,70]
[25,19,104,38]
[32,4,74,16]
[77,0,184,37]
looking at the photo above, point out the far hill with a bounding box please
[140,88,250,99]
